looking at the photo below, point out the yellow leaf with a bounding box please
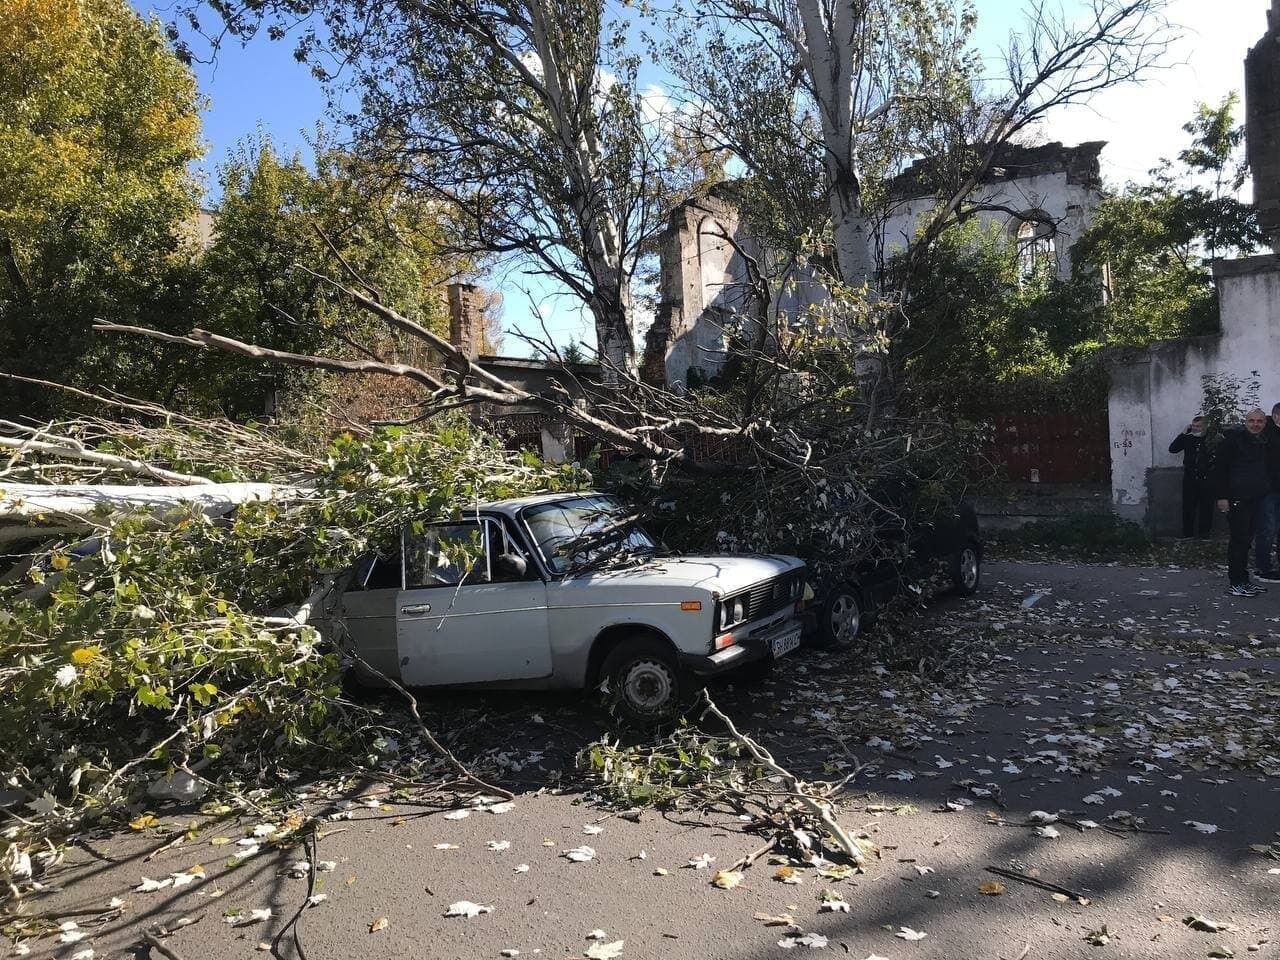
[711,869,743,890]
[978,881,1005,895]
[774,866,801,883]
[818,864,856,880]
[49,553,69,571]
[369,916,388,933]
[188,863,205,878]
[130,814,158,831]
[209,837,232,846]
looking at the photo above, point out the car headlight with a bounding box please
[732,597,746,623]
[718,602,731,630]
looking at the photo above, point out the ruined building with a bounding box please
[642,141,1107,388]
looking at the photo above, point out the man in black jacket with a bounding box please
[1169,415,1213,538]
[1215,409,1271,596]
[1256,403,1280,581]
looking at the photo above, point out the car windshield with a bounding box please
[522,495,656,574]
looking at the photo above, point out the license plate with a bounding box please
[770,628,802,659]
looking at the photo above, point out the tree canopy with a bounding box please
[0,0,203,415]
[195,135,466,418]
[1070,93,1264,345]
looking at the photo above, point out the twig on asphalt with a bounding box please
[699,691,863,864]
[141,929,189,960]
[348,652,514,801]
[729,834,781,872]
[984,865,1090,902]
[272,822,317,960]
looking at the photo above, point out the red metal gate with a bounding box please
[989,413,1110,484]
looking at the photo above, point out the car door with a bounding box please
[397,517,551,686]
[340,545,404,680]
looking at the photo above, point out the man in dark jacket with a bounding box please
[1169,415,1213,538]
[1215,409,1271,596]
[1256,403,1280,580]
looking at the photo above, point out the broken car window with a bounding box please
[522,496,656,575]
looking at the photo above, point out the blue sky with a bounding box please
[134,0,1268,353]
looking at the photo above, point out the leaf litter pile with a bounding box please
[7,565,1280,957]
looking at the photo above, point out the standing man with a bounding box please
[1216,409,1271,596]
[1256,402,1280,581]
[1169,415,1213,538]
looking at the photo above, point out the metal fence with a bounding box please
[988,413,1111,484]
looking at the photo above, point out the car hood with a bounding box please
[565,553,804,595]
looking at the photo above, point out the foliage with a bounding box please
[1198,370,1261,447]
[890,219,1101,410]
[1070,94,1264,346]
[621,335,984,585]
[994,513,1151,556]
[194,0,674,374]
[0,416,572,848]
[194,135,463,418]
[0,0,203,416]
[579,724,766,809]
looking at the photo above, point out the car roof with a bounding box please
[477,490,609,514]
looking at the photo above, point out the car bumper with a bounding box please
[679,616,804,678]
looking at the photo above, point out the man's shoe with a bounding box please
[1255,571,1280,583]
[1228,583,1260,597]
[1250,580,1270,591]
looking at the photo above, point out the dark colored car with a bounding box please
[807,499,982,648]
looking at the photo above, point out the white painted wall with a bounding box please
[879,170,1098,280]
[1106,256,1280,527]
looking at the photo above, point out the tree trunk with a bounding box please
[0,482,291,542]
[794,0,875,289]
[587,288,636,380]
[827,167,876,289]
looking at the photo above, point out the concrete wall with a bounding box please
[1107,255,1280,530]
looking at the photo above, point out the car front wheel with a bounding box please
[813,583,863,648]
[951,540,982,596]
[599,637,683,722]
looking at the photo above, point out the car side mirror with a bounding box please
[493,553,528,579]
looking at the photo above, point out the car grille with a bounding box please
[741,569,803,623]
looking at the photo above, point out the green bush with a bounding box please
[1001,513,1151,554]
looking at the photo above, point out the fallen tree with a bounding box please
[0,405,573,897]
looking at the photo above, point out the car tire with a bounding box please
[951,539,982,596]
[599,637,684,722]
[812,582,864,648]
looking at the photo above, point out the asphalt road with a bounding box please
[18,560,1280,960]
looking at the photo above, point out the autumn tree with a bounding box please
[194,0,670,377]
[196,135,466,417]
[0,0,203,415]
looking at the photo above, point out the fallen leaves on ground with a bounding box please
[369,916,389,932]
[778,933,829,949]
[978,880,1005,895]
[444,901,493,918]
[584,940,625,959]
[711,869,743,890]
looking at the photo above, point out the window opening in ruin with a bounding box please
[1015,216,1056,280]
